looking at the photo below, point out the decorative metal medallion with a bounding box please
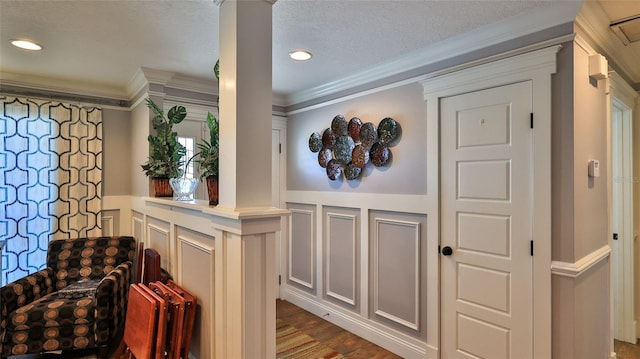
[309,114,401,181]
[331,115,348,136]
[351,144,369,168]
[326,159,342,180]
[378,117,399,144]
[359,122,378,148]
[348,117,362,142]
[308,132,322,153]
[318,148,332,168]
[322,128,336,148]
[334,135,355,165]
[370,142,390,167]
[344,163,362,180]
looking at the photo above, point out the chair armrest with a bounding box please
[1,268,55,319]
[94,261,132,344]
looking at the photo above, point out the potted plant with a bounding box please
[196,111,219,205]
[141,98,187,197]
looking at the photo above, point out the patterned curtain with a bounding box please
[0,96,102,285]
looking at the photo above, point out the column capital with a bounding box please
[213,0,277,6]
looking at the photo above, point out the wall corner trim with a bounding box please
[550,245,611,278]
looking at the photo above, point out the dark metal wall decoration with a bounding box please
[308,115,401,181]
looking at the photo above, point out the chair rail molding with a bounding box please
[551,245,612,278]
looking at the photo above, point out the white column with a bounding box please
[218,0,274,210]
[213,1,284,358]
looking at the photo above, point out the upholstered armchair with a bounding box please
[0,236,137,358]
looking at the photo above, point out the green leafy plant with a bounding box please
[196,111,219,178]
[195,59,220,180]
[141,98,187,178]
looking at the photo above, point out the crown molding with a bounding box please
[0,71,128,101]
[168,73,218,95]
[126,68,151,100]
[214,0,277,5]
[610,72,639,106]
[129,67,218,97]
[283,1,581,107]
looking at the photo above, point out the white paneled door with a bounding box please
[440,81,533,359]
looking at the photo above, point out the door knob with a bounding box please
[441,246,453,256]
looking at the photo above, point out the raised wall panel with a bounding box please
[369,211,428,340]
[287,204,316,292]
[132,211,144,243]
[324,207,359,309]
[147,216,171,270]
[102,216,114,236]
[102,209,121,236]
[176,227,215,359]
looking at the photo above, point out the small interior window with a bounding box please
[178,136,196,178]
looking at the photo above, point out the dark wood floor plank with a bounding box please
[615,339,640,359]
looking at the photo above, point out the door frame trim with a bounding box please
[609,73,638,344]
[421,45,561,358]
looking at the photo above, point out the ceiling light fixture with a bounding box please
[289,50,312,61]
[11,39,42,51]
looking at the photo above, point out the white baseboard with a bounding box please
[611,351,617,359]
[282,287,435,359]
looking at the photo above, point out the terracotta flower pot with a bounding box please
[153,177,173,197]
[206,176,219,206]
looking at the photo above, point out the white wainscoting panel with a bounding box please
[372,217,421,331]
[287,205,316,292]
[146,217,171,270]
[132,211,144,243]
[324,209,358,308]
[176,228,215,359]
[102,216,114,236]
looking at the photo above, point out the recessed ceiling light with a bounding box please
[11,39,42,51]
[289,50,312,61]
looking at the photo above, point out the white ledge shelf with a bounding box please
[143,196,290,220]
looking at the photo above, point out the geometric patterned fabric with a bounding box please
[0,96,103,285]
[0,236,136,357]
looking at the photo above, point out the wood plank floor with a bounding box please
[615,339,640,359]
[276,299,402,359]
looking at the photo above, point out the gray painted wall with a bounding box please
[287,83,427,194]
[572,43,608,260]
[550,41,610,359]
[102,108,132,196]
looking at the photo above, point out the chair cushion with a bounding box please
[5,289,99,355]
[46,236,136,290]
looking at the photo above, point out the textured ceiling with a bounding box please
[0,0,638,104]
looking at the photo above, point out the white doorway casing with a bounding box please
[440,81,534,358]
[422,45,559,358]
[273,115,288,300]
[610,72,638,345]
